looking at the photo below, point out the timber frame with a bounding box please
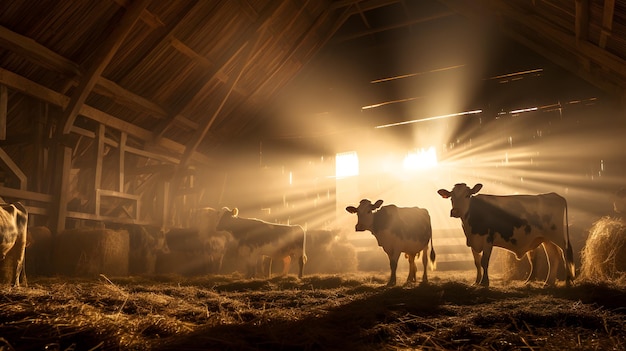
[0,1,625,232]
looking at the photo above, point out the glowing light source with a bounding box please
[403,147,438,170]
[336,151,359,178]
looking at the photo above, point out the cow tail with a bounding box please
[564,200,575,281]
[429,234,436,271]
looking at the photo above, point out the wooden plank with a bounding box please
[0,186,52,203]
[0,70,212,166]
[0,147,26,190]
[0,85,6,140]
[119,132,126,192]
[599,0,615,48]
[94,125,105,216]
[574,0,589,42]
[55,147,72,233]
[60,0,151,135]
[97,189,139,201]
[0,25,82,78]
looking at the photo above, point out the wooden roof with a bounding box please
[1,0,625,168]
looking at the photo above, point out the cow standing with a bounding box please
[0,202,28,287]
[216,208,307,279]
[345,199,436,286]
[437,183,575,287]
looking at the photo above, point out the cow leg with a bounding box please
[472,249,482,285]
[405,253,417,285]
[523,251,535,285]
[387,251,401,286]
[297,254,306,279]
[281,255,292,276]
[421,246,429,284]
[261,256,273,278]
[479,245,493,287]
[542,241,562,287]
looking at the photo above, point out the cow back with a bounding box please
[373,205,430,240]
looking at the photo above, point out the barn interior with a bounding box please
[1,0,626,275]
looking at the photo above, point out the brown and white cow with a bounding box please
[437,183,575,287]
[216,207,307,279]
[0,202,28,287]
[346,199,436,286]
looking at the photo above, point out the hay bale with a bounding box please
[25,226,53,277]
[52,228,129,277]
[580,216,626,282]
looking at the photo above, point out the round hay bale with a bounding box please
[52,228,129,277]
[579,216,626,282]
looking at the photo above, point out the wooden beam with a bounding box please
[599,0,615,49]
[334,11,455,42]
[438,0,626,97]
[0,25,82,78]
[0,20,209,144]
[0,147,26,190]
[151,0,286,141]
[59,0,151,135]
[119,132,127,192]
[0,67,211,165]
[54,147,72,233]
[574,0,589,42]
[226,3,354,136]
[0,85,6,140]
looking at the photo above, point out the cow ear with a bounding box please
[346,206,357,213]
[437,189,451,198]
[232,208,239,217]
[471,183,483,194]
[373,200,384,209]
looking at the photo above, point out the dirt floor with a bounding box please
[1,271,625,350]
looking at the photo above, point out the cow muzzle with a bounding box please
[355,225,365,232]
[450,209,461,218]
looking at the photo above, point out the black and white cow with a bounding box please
[0,202,28,287]
[437,183,575,287]
[216,208,307,279]
[346,199,436,286]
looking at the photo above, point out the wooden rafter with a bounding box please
[226,4,354,137]
[599,0,615,49]
[59,0,151,136]
[438,0,626,97]
[334,11,455,43]
[0,67,211,165]
[150,0,286,142]
[575,0,589,42]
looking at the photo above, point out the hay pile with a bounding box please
[580,216,626,282]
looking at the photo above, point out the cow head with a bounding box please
[216,207,238,231]
[437,183,483,218]
[345,199,384,232]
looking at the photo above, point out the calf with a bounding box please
[438,183,575,287]
[216,207,307,279]
[0,202,28,287]
[346,199,436,286]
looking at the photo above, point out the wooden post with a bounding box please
[94,124,105,215]
[0,85,6,140]
[52,146,72,234]
[119,132,126,193]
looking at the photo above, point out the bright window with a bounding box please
[336,151,359,178]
